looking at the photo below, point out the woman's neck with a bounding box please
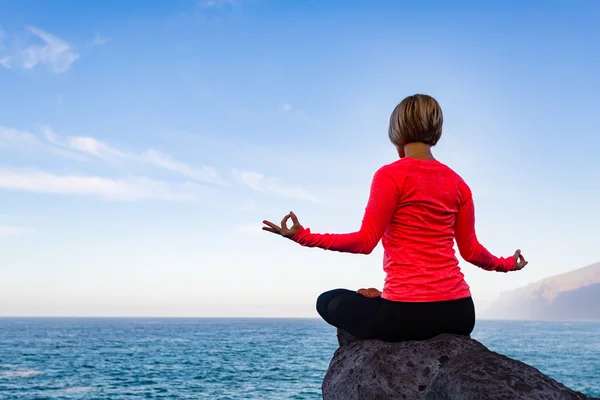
[403,143,435,160]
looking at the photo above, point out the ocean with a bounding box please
[0,318,598,399]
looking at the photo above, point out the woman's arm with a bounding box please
[454,187,517,272]
[291,168,398,255]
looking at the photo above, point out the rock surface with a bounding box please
[323,330,594,400]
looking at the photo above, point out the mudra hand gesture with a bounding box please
[262,211,303,239]
[513,249,528,270]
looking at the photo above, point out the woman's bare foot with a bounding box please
[357,288,381,298]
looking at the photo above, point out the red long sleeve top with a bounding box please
[292,157,516,302]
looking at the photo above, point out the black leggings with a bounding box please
[316,289,475,342]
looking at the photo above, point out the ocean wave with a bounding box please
[64,386,95,393]
[0,368,40,378]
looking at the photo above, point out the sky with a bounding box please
[0,0,599,317]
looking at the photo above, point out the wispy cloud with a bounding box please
[2,125,318,202]
[0,126,87,160]
[0,26,80,73]
[0,224,35,236]
[1,126,220,201]
[58,131,226,185]
[92,34,108,46]
[0,168,206,201]
[146,150,225,185]
[232,169,319,203]
[0,27,6,53]
[0,126,42,148]
[1,126,225,185]
[64,135,128,161]
[0,27,11,68]
[22,27,80,73]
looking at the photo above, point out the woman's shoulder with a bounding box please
[381,159,471,188]
[440,165,472,199]
[381,158,457,173]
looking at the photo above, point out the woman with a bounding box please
[262,94,528,342]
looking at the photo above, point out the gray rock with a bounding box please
[336,328,361,347]
[323,333,487,400]
[323,330,593,400]
[422,350,588,400]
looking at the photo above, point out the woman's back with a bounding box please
[290,154,515,302]
[381,157,469,302]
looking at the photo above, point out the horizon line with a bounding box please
[1,316,599,323]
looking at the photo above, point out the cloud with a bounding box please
[22,27,80,73]
[145,150,226,185]
[66,135,127,161]
[281,103,292,112]
[0,27,9,68]
[232,169,319,203]
[0,26,79,73]
[0,126,42,148]
[40,126,58,144]
[0,126,86,160]
[92,34,108,46]
[0,127,220,201]
[55,131,225,185]
[2,126,225,185]
[0,168,206,201]
[0,225,35,236]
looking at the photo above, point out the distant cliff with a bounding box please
[484,262,600,320]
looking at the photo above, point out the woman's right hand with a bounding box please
[513,249,528,270]
[262,211,303,239]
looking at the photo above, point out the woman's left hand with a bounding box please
[262,211,303,239]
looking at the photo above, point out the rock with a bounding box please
[422,350,588,400]
[323,333,487,400]
[336,328,361,347]
[323,330,593,400]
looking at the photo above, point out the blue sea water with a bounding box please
[0,319,598,399]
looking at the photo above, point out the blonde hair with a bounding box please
[388,94,443,147]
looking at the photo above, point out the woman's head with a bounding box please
[388,94,443,152]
